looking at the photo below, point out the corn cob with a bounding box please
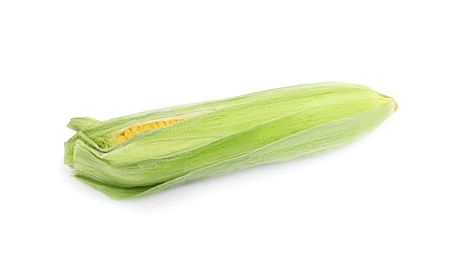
[64,82,397,200]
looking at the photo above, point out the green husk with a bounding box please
[64,82,396,200]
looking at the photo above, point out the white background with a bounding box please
[1,1,455,259]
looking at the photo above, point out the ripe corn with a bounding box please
[64,82,397,200]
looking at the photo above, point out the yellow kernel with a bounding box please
[151,122,159,128]
[143,124,152,130]
[131,125,140,134]
[118,135,127,142]
[164,120,171,126]
[157,121,165,127]
[124,129,133,138]
[138,125,144,132]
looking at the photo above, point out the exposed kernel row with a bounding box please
[118,119,182,142]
